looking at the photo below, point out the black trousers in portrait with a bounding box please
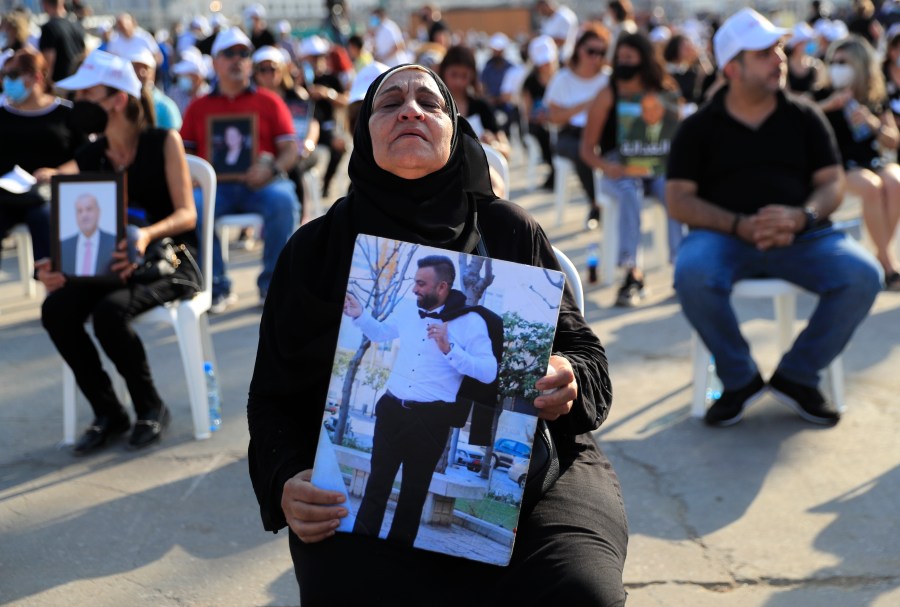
[352,393,453,546]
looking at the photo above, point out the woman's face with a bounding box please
[441,64,473,97]
[616,44,642,67]
[225,126,243,149]
[577,37,608,73]
[369,69,453,180]
[255,60,282,88]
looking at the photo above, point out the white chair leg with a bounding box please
[175,308,212,440]
[691,331,712,418]
[825,355,846,412]
[62,364,77,445]
[552,156,570,227]
[215,223,230,264]
[772,292,797,352]
[13,227,36,298]
[600,193,619,287]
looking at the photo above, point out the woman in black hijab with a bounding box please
[247,64,628,606]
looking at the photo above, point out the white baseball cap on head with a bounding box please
[299,35,330,58]
[277,19,291,35]
[244,3,266,20]
[713,8,788,67]
[126,47,156,69]
[489,32,509,52]
[173,51,208,78]
[252,45,286,66]
[211,27,254,56]
[56,50,143,99]
[348,61,390,104]
[787,22,816,48]
[528,35,557,67]
[649,26,672,44]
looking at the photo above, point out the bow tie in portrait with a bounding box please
[419,310,442,319]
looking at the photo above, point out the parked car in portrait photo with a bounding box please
[491,437,531,469]
[507,457,530,488]
[455,444,484,471]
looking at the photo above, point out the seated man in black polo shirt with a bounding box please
[666,8,882,428]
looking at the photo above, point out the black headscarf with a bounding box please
[344,63,497,252]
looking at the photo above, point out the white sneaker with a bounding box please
[209,292,238,314]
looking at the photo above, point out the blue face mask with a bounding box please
[2,76,29,103]
[369,15,381,28]
[805,40,818,56]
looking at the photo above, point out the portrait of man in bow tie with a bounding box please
[342,254,500,546]
[59,192,117,277]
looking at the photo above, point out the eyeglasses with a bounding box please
[219,48,251,59]
[255,65,278,74]
[584,47,607,57]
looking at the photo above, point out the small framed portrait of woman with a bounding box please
[50,172,126,283]
[208,114,258,180]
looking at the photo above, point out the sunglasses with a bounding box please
[584,47,607,57]
[219,48,251,59]
[255,65,278,74]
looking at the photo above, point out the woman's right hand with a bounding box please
[281,469,348,543]
[34,258,66,292]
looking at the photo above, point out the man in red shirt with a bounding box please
[181,27,300,311]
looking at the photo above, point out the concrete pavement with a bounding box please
[1,146,898,606]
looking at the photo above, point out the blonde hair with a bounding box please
[827,34,885,106]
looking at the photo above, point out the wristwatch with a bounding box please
[802,206,819,232]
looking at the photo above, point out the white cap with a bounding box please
[299,35,330,58]
[252,45,286,65]
[56,50,143,99]
[649,26,672,44]
[827,20,849,42]
[173,49,208,78]
[528,35,557,67]
[713,8,789,67]
[126,47,156,69]
[244,3,266,20]
[348,61,390,104]
[787,22,816,48]
[489,32,509,52]
[211,13,230,29]
[277,19,291,34]
[211,27,253,56]
[189,15,210,34]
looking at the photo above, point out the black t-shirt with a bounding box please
[465,95,498,134]
[251,29,276,50]
[0,97,86,175]
[813,87,883,171]
[75,128,198,252]
[522,70,547,124]
[39,16,86,83]
[312,73,344,131]
[667,86,839,214]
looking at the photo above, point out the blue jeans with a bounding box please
[197,177,299,298]
[600,173,684,268]
[674,228,882,389]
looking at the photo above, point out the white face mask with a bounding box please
[828,63,855,89]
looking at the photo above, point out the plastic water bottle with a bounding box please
[204,362,222,432]
[844,99,873,142]
[705,356,723,405]
[586,243,599,284]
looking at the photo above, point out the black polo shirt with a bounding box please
[667,85,840,214]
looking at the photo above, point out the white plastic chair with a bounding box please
[689,278,846,418]
[552,154,575,227]
[552,246,584,315]
[61,155,219,444]
[10,224,36,298]
[522,133,543,193]
[593,169,670,287]
[481,143,510,199]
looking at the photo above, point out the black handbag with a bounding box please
[132,236,202,296]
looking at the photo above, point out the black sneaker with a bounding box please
[768,372,841,426]
[704,373,766,427]
[614,272,645,307]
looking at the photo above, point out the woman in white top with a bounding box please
[544,24,612,228]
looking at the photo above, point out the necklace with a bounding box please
[106,145,136,172]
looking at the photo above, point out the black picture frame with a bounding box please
[51,172,126,284]
[207,114,258,180]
